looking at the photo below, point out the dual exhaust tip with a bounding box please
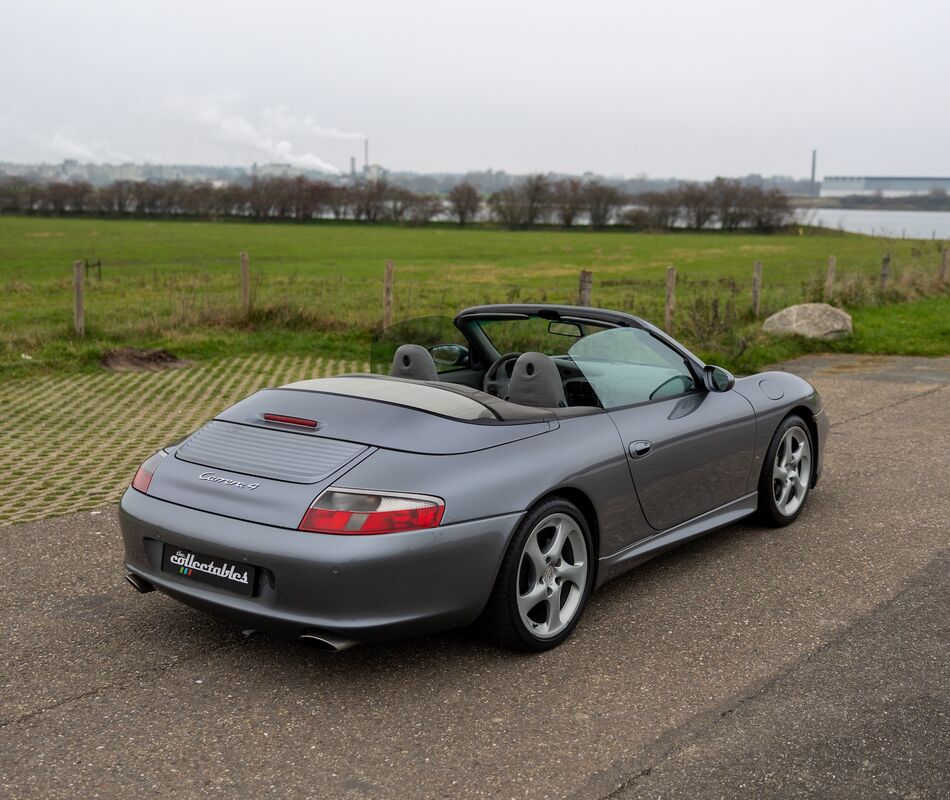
[124,573,358,651]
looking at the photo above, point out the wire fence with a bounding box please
[5,246,947,365]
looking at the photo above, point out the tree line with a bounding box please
[0,174,792,231]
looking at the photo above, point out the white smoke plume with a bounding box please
[164,95,362,174]
[46,132,132,163]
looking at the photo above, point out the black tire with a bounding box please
[483,497,594,652]
[757,414,814,527]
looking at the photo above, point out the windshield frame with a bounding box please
[457,306,703,367]
[475,316,618,360]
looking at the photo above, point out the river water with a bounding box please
[805,208,950,240]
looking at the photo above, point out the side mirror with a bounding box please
[429,344,469,367]
[703,365,735,392]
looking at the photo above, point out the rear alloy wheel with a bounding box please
[758,415,813,526]
[484,498,593,651]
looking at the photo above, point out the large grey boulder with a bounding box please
[763,303,852,340]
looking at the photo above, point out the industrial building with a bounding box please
[820,176,950,198]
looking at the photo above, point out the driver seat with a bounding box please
[505,352,567,408]
[390,344,439,382]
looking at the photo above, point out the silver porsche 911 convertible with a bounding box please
[120,304,828,651]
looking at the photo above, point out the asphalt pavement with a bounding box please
[2,354,948,799]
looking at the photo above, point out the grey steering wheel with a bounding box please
[483,352,522,397]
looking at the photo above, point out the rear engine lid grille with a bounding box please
[175,420,367,484]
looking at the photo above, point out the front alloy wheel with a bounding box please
[759,415,814,526]
[484,498,593,651]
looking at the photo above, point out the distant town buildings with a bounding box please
[820,176,950,198]
[0,158,825,198]
[0,159,338,187]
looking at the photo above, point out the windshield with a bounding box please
[567,328,698,408]
[478,317,614,357]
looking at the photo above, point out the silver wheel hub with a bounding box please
[516,513,588,639]
[772,425,812,517]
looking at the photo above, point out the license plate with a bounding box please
[161,544,257,597]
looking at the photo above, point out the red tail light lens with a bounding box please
[131,450,167,494]
[299,489,445,535]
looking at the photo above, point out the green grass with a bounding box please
[696,294,950,372]
[1,215,947,377]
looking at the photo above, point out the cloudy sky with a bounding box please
[1,0,948,179]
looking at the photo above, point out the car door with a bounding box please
[569,328,756,532]
[608,390,756,531]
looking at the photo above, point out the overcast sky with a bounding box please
[2,0,948,179]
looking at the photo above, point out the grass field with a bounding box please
[1,215,948,377]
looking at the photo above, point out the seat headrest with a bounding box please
[389,344,439,382]
[505,352,566,408]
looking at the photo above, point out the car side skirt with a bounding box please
[595,492,758,588]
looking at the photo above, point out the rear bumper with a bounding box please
[119,488,520,643]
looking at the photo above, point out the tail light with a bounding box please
[299,489,445,535]
[131,450,167,494]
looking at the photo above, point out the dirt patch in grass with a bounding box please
[101,348,188,372]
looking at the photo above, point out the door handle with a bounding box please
[629,440,653,458]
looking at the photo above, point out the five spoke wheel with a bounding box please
[758,415,814,526]
[484,498,593,651]
[772,425,811,517]
[515,513,589,639]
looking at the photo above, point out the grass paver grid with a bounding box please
[0,355,369,526]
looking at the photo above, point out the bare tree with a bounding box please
[0,174,794,234]
[678,182,716,230]
[551,179,586,227]
[584,181,624,229]
[0,177,37,214]
[709,177,749,231]
[327,185,352,220]
[747,186,792,231]
[520,174,550,225]
[407,194,443,225]
[448,182,480,225]
[352,180,387,223]
[488,187,527,229]
[382,185,416,222]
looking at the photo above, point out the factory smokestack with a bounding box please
[350,156,356,178]
[810,149,817,191]
[364,138,369,171]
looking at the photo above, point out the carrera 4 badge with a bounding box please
[197,472,261,490]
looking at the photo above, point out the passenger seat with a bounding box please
[390,344,439,382]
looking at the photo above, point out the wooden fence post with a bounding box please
[73,260,84,336]
[664,265,676,332]
[879,254,890,293]
[824,255,836,300]
[578,270,593,306]
[751,260,763,318]
[240,251,250,313]
[940,248,949,283]
[383,260,394,328]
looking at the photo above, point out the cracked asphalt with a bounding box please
[2,354,948,799]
